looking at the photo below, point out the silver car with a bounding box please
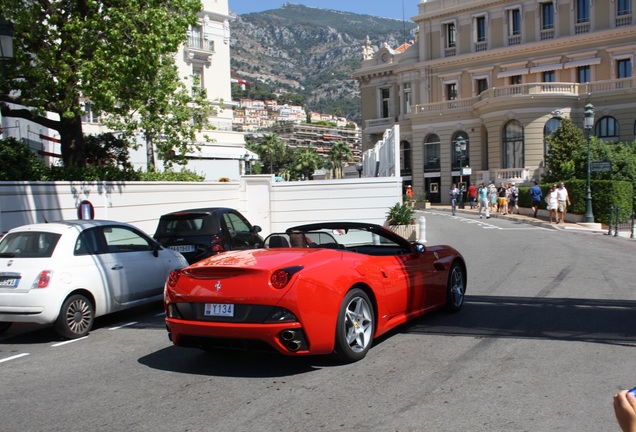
[0,220,188,338]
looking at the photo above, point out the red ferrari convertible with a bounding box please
[164,222,466,362]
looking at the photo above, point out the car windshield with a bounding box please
[158,214,220,236]
[0,231,61,258]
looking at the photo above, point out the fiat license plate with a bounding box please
[0,277,19,287]
[204,303,234,317]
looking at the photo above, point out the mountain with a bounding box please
[229,3,417,124]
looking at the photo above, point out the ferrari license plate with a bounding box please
[204,303,234,317]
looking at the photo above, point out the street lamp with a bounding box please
[584,103,595,223]
[455,136,467,209]
[243,152,251,175]
[355,163,363,178]
[0,17,13,63]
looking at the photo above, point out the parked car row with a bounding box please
[0,208,264,339]
[0,208,467,364]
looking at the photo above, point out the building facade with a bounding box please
[353,0,635,203]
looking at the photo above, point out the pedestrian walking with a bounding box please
[497,182,508,214]
[489,183,497,212]
[557,182,571,224]
[478,183,490,219]
[449,183,460,215]
[547,184,558,223]
[508,182,519,214]
[467,183,477,209]
[529,180,543,218]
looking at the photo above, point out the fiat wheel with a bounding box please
[445,261,466,312]
[54,294,94,339]
[334,288,375,363]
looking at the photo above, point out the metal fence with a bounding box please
[607,205,635,238]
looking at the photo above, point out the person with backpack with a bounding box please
[449,183,460,216]
[508,182,519,214]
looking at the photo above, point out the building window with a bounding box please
[474,15,487,51]
[576,0,590,23]
[476,78,488,95]
[543,70,556,91]
[596,116,619,140]
[575,65,590,83]
[380,88,390,118]
[446,83,458,100]
[617,58,632,78]
[508,8,522,45]
[510,75,522,85]
[400,141,412,175]
[541,2,555,39]
[189,26,203,49]
[503,120,524,169]
[192,67,204,94]
[618,0,631,14]
[424,134,441,172]
[403,83,412,115]
[544,117,561,156]
[446,22,456,47]
[81,103,99,124]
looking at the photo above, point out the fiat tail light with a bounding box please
[35,270,52,288]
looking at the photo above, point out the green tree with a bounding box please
[543,118,585,183]
[292,147,322,180]
[0,0,201,167]
[252,134,285,174]
[0,138,47,180]
[328,140,354,179]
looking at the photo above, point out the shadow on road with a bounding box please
[404,295,636,346]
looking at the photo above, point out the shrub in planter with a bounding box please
[386,202,416,226]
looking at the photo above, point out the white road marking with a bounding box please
[52,336,89,347]
[109,322,138,330]
[0,353,29,363]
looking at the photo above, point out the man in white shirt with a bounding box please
[556,182,571,224]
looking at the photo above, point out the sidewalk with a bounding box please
[422,204,635,239]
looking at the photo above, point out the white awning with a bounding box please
[189,144,258,160]
[563,57,601,69]
[497,68,529,78]
[529,63,564,73]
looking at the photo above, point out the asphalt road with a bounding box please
[1,211,635,432]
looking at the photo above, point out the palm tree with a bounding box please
[257,133,285,174]
[328,141,354,179]
[293,147,322,180]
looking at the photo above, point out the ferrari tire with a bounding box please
[334,288,375,363]
[0,321,12,333]
[54,294,94,339]
[445,261,466,312]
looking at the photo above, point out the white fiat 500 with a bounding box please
[0,220,188,338]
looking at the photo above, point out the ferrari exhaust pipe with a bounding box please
[286,340,301,352]
[281,330,296,341]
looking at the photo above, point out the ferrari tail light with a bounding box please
[167,269,181,288]
[270,266,304,289]
[34,270,52,288]
[210,235,224,253]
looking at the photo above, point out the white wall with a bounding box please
[0,176,404,237]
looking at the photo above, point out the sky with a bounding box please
[229,1,418,21]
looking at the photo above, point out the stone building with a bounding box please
[353,0,635,204]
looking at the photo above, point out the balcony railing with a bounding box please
[508,35,521,46]
[411,78,635,114]
[540,28,554,40]
[474,41,488,52]
[616,14,633,27]
[575,22,591,34]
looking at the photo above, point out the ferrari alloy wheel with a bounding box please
[54,294,95,339]
[445,261,466,312]
[335,288,375,363]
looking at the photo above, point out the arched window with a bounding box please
[544,117,561,156]
[596,116,619,141]
[424,134,440,171]
[400,141,412,175]
[503,120,524,168]
[451,132,470,169]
